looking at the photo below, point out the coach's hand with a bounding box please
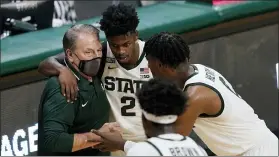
[59,67,78,102]
[90,128,126,152]
[98,122,121,133]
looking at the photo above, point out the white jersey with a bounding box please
[127,133,208,156]
[101,40,152,141]
[184,64,276,156]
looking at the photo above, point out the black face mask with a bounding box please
[73,53,101,77]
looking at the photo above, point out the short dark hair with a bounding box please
[62,24,100,51]
[144,32,190,69]
[100,3,139,37]
[136,78,187,116]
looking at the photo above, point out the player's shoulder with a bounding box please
[183,136,200,145]
[138,39,145,52]
[191,64,219,73]
[185,63,220,87]
[138,39,145,45]
[129,141,152,150]
[127,141,161,156]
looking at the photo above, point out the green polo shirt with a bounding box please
[38,59,110,156]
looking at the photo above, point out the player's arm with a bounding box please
[175,85,222,136]
[38,52,66,77]
[89,129,138,152]
[38,53,78,102]
[41,79,100,153]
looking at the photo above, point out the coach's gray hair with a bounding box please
[62,24,100,51]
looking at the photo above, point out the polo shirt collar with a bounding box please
[64,58,80,81]
[64,59,94,90]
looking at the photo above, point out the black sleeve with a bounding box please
[97,42,107,79]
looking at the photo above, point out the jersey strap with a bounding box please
[135,49,146,66]
[145,140,163,156]
[156,135,187,141]
[97,42,107,79]
[184,82,225,118]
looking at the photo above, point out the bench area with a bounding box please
[1,0,278,77]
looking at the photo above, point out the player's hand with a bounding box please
[98,122,121,133]
[82,132,102,148]
[58,67,78,102]
[90,128,126,152]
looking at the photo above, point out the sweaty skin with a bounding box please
[175,85,222,136]
[38,53,78,102]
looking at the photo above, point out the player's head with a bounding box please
[63,24,102,76]
[136,78,188,138]
[100,3,139,65]
[144,32,191,81]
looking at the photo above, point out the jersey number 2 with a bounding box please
[121,96,136,116]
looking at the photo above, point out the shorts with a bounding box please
[242,132,278,156]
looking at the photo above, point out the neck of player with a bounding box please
[176,65,195,90]
[147,124,176,138]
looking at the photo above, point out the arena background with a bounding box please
[1,1,278,156]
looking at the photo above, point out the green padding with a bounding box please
[0,2,221,76]
[1,0,278,76]
[213,0,278,21]
[136,2,221,38]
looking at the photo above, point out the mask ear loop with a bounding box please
[71,52,86,70]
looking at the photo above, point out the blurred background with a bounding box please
[1,0,278,156]
[0,0,165,39]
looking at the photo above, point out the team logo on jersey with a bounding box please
[205,67,215,82]
[140,68,150,79]
[106,57,116,63]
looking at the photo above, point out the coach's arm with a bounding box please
[39,77,100,153]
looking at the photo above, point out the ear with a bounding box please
[159,62,175,74]
[157,60,162,68]
[158,62,168,69]
[157,62,169,74]
[66,49,74,63]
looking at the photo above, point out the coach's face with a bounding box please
[66,33,102,70]
[107,32,138,65]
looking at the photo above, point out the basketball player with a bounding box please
[91,78,207,156]
[141,32,278,156]
[89,32,278,156]
[38,3,151,155]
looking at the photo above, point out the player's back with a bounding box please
[127,133,207,156]
[102,40,152,142]
[184,64,276,155]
